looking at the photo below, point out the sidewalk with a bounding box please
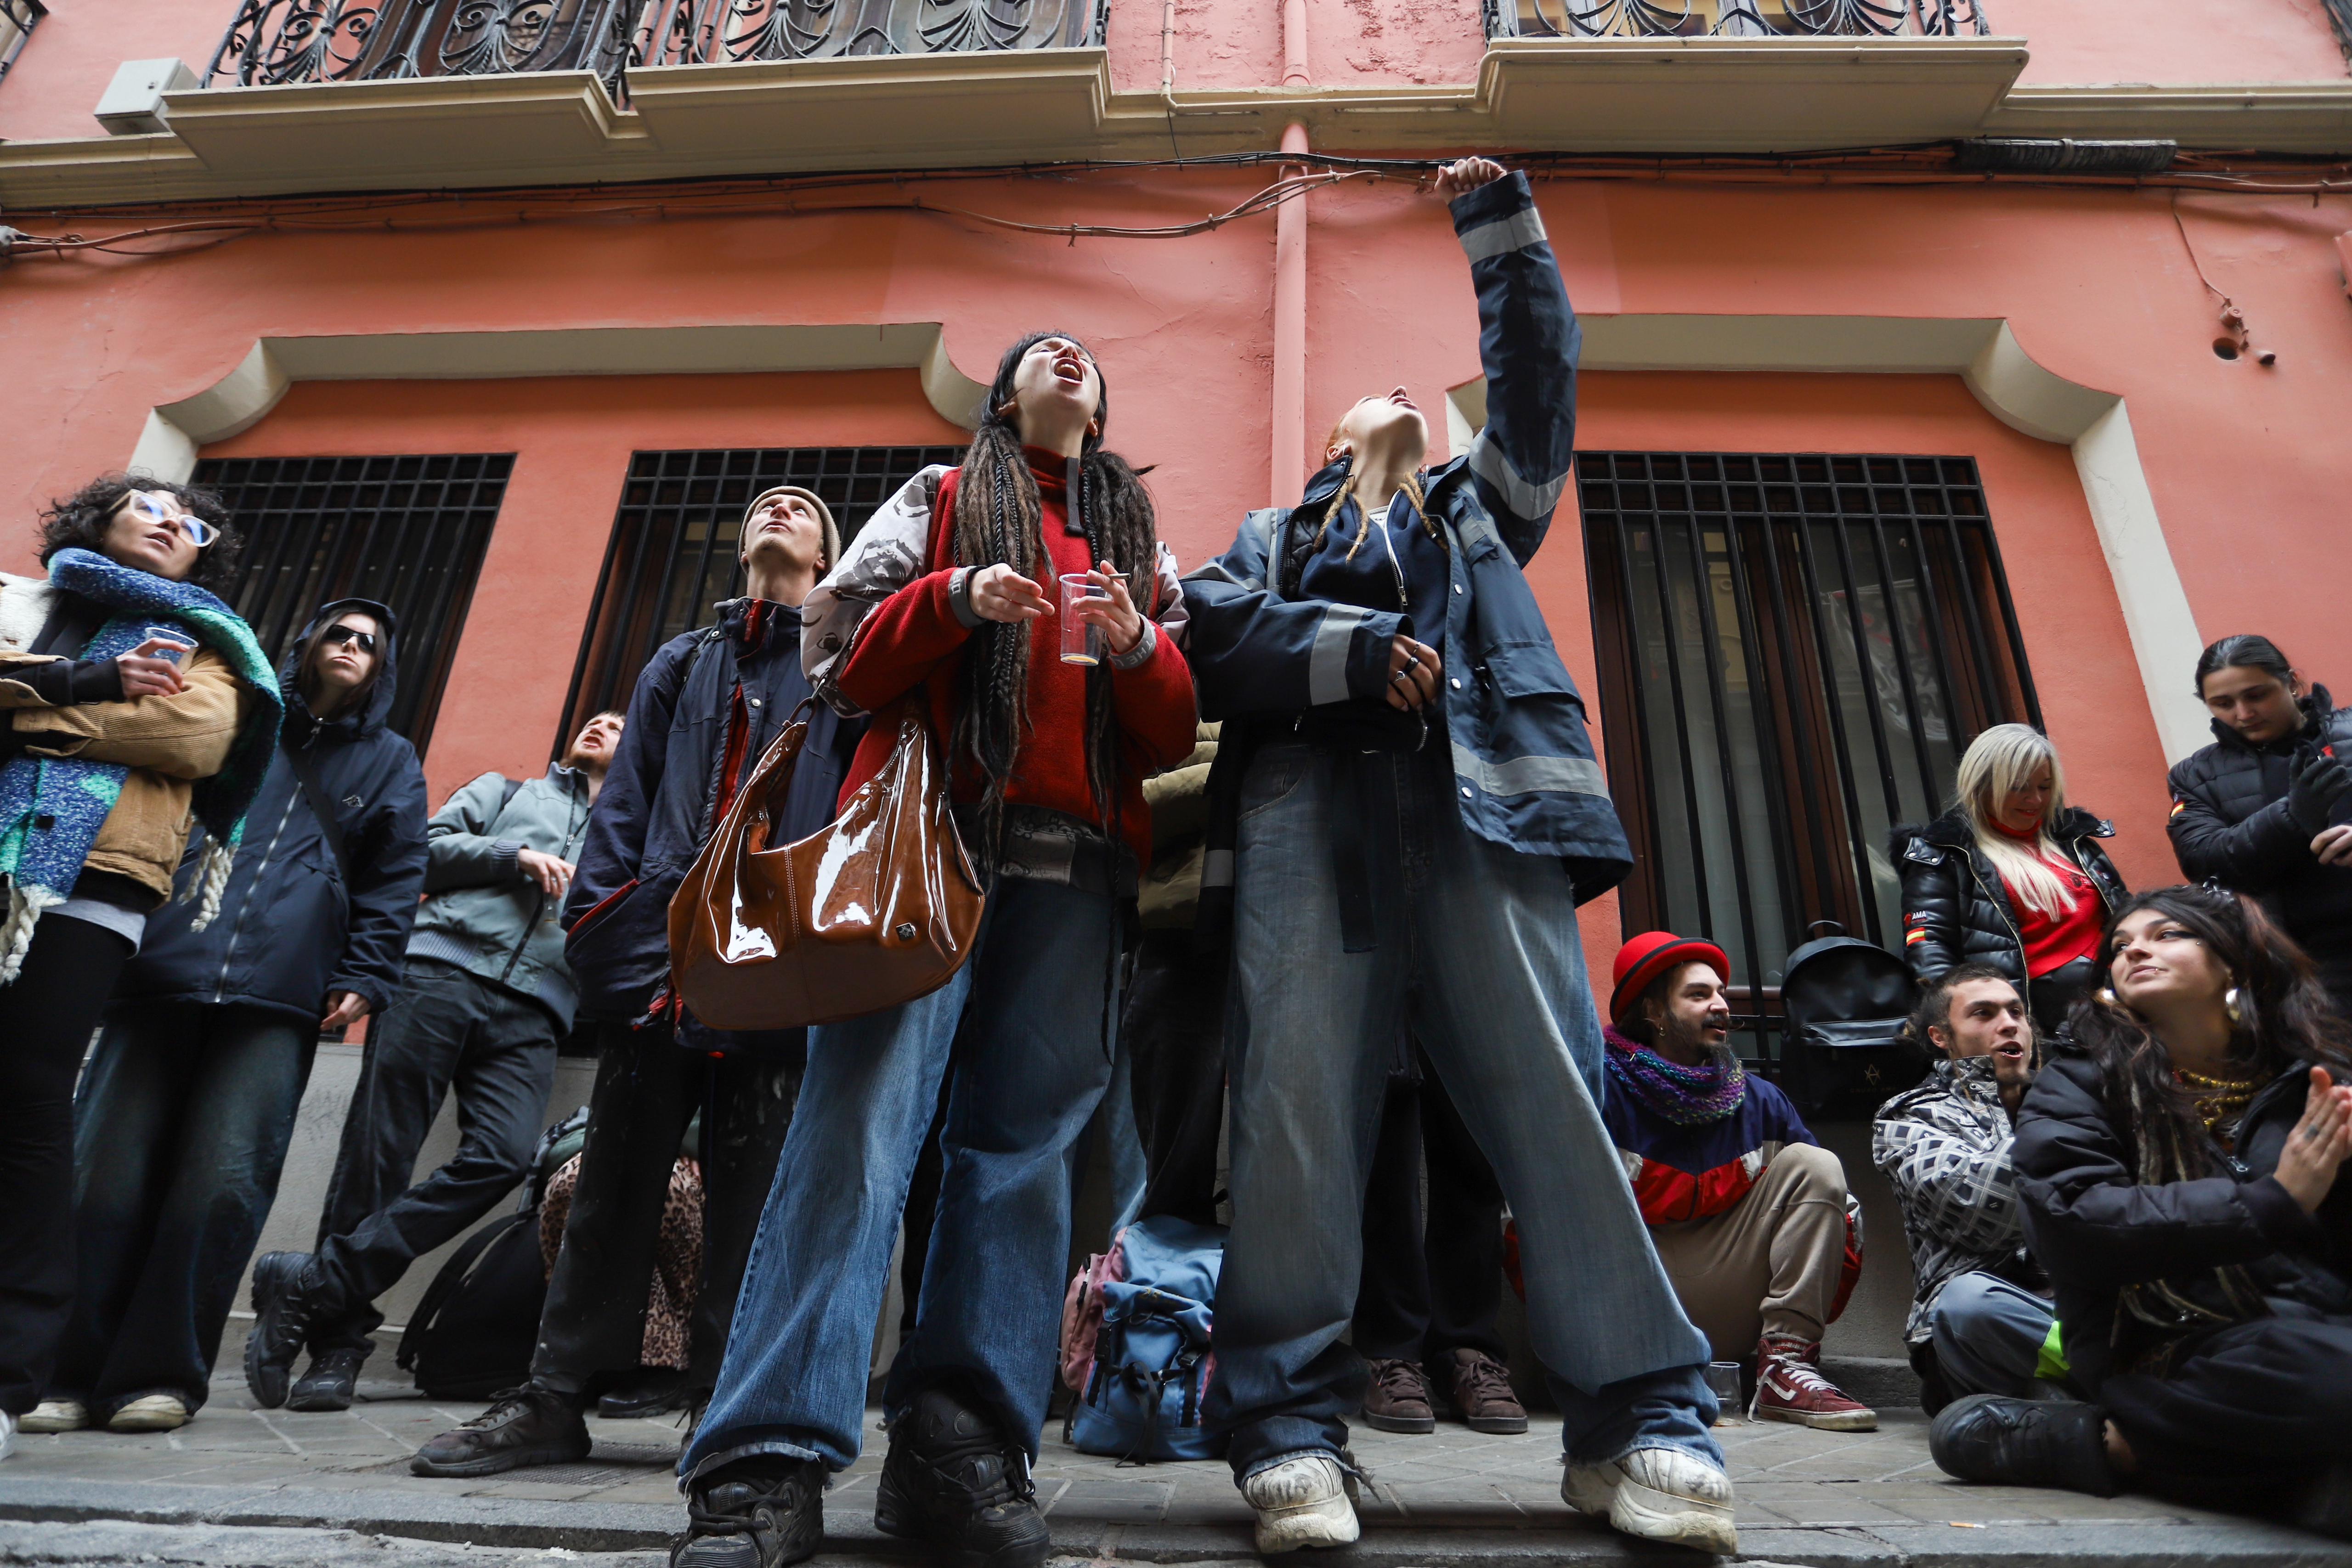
[2,1363,2344,1567]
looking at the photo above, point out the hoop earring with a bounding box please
[2095,987,2120,1008]
[2225,986,2244,1027]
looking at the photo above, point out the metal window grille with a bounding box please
[1579,451,2039,1019]
[0,0,43,83]
[192,453,514,754]
[559,444,965,745]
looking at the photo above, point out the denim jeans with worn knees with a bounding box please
[1203,742,1721,1481]
[681,876,1119,1483]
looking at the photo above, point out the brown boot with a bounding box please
[1442,1348,1528,1434]
[1360,1356,1436,1433]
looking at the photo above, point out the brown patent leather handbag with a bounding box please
[669,699,985,1030]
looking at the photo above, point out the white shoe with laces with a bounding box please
[1,1409,15,1461]
[1241,1453,1361,1553]
[1562,1446,1738,1555]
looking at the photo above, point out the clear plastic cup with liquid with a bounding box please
[1706,1360,1746,1425]
[1059,571,1109,666]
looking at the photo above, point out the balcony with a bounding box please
[1484,0,1987,38]
[203,0,1106,90]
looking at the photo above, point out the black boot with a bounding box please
[287,1348,368,1413]
[875,1388,1051,1568]
[410,1385,592,1477]
[1929,1394,2121,1498]
[673,1459,825,1568]
[599,1369,691,1420]
[244,1252,324,1410]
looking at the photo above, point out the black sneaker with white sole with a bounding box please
[875,1387,1051,1568]
[673,1459,825,1568]
[287,1348,367,1413]
[409,1385,592,1477]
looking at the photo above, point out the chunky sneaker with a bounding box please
[244,1252,323,1410]
[874,1387,1051,1568]
[20,1399,88,1434]
[107,1393,190,1432]
[288,1348,368,1413]
[1563,1447,1738,1555]
[410,1385,591,1478]
[1241,1452,1360,1553]
[1360,1356,1435,1434]
[0,1409,13,1461]
[1751,1334,1877,1432]
[673,1458,824,1568]
[1442,1348,1528,1435]
[1929,1393,2119,1498]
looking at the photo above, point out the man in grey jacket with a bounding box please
[244,711,625,1412]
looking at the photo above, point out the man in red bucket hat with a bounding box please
[1598,932,1873,1431]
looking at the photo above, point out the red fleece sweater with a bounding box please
[830,455,1199,869]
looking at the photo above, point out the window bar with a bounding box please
[1895,510,1969,754]
[1934,514,2004,732]
[1674,508,1765,989]
[1859,506,1941,807]
[1749,507,1844,943]
[1642,508,1718,942]
[1818,498,1908,827]
[555,503,638,753]
[1717,504,1806,963]
[1974,500,2046,731]
[1602,501,1665,924]
[1787,512,1887,937]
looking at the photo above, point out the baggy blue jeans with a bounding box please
[1204,742,1722,1479]
[682,875,1119,1482]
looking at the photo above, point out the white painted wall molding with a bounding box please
[1447,313,2209,762]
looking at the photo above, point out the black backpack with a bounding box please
[1777,931,1923,1119]
[394,1108,583,1399]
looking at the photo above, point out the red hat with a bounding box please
[1609,931,1732,1028]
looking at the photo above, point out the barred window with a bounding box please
[192,453,513,754]
[1580,451,2040,998]
[559,444,964,742]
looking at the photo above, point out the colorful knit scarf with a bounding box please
[0,548,282,982]
[1604,1029,1748,1126]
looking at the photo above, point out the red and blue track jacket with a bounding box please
[1599,1025,1821,1226]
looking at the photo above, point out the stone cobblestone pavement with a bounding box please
[0,1370,2343,1566]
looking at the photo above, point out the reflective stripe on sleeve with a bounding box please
[1458,206,1549,264]
[1308,603,1368,706]
[1451,740,1609,799]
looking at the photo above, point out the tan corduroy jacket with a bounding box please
[0,574,255,904]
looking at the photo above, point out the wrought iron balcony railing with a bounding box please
[204,0,1106,89]
[1484,0,1987,39]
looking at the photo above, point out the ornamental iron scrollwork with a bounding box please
[1484,0,1985,38]
[205,0,1097,86]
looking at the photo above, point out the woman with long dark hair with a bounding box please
[1931,886,2352,1533]
[0,474,280,1457]
[2169,633,2352,1017]
[667,332,1198,1568]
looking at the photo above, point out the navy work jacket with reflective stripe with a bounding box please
[1180,171,1631,901]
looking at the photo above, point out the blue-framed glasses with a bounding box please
[127,491,219,548]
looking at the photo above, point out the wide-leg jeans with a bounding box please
[1204,741,1722,1479]
[681,875,1118,1482]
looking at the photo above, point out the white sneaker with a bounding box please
[106,1394,190,1433]
[1562,1446,1737,1555]
[20,1399,87,1434]
[0,1409,14,1461]
[1241,1452,1361,1553]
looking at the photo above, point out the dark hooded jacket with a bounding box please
[1892,806,2127,1023]
[2015,1049,2352,1395]
[561,597,864,1027]
[2167,686,2352,1014]
[110,599,430,1023]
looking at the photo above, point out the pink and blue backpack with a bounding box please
[1058,1214,1227,1462]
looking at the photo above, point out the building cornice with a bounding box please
[2,43,2348,209]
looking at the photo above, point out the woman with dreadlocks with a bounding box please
[671,332,1196,1568]
[1182,158,1732,1557]
[1932,886,2352,1534]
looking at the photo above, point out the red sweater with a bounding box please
[1991,820,2105,977]
[830,455,1198,869]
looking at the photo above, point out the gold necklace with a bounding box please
[2173,1066,2271,1136]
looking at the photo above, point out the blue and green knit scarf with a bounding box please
[0,547,282,981]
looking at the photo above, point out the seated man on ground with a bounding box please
[1600,932,1873,1431]
[1874,964,2067,1413]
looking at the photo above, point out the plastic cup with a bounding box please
[1059,572,1108,666]
[1706,1360,1745,1425]
[141,625,197,666]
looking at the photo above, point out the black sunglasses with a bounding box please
[321,624,379,655]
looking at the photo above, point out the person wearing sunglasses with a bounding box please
[47,598,429,1435]
[0,474,283,1457]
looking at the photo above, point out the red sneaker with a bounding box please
[1751,1335,1877,1431]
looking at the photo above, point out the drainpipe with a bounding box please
[1271,0,1311,503]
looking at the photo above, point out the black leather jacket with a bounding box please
[2016,1050,2352,1394]
[1893,807,2127,1027]
[2167,687,2352,1015]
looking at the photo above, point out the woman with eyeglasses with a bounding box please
[0,474,282,1458]
[1931,886,2352,1535]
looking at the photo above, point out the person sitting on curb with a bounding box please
[1599,931,1873,1431]
[243,709,624,1411]
[1873,964,2068,1415]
